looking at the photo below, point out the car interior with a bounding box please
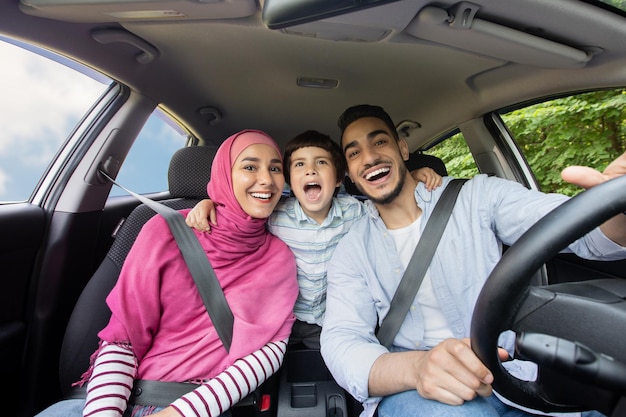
[0,0,625,416]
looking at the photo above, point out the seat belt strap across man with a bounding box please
[376,178,467,349]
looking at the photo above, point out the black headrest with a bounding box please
[405,152,448,177]
[167,146,217,198]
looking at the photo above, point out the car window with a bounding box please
[0,37,110,203]
[109,109,190,197]
[428,132,480,178]
[501,88,626,196]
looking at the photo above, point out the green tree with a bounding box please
[503,89,626,196]
[429,89,625,197]
[429,133,479,179]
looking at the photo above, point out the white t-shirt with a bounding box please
[388,216,454,348]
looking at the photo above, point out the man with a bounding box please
[320,104,626,417]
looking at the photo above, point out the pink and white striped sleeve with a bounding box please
[170,339,288,417]
[83,341,137,417]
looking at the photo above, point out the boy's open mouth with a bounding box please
[304,182,322,200]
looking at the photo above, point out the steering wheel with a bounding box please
[470,174,626,414]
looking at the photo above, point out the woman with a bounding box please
[37,130,298,417]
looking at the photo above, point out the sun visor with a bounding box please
[18,0,258,23]
[406,3,595,68]
[273,0,421,42]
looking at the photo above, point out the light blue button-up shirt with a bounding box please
[321,175,626,417]
[267,195,365,325]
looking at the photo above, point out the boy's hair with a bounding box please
[283,130,346,188]
[337,104,399,141]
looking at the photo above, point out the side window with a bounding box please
[501,89,626,196]
[0,37,110,203]
[428,132,479,178]
[110,109,190,196]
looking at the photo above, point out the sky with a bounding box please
[0,37,185,202]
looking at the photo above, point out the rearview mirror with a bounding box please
[262,0,402,29]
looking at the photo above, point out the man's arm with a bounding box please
[561,151,626,246]
[368,338,502,406]
[320,235,387,403]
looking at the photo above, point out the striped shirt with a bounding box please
[267,195,365,326]
[83,339,288,417]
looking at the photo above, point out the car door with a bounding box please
[0,37,112,416]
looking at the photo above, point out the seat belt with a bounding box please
[100,170,234,352]
[376,178,467,349]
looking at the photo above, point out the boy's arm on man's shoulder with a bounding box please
[410,167,443,191]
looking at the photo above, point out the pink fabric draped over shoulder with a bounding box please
[98,130,298,382]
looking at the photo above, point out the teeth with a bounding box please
[251,192,272,199]
[365,167,390,180]
[306,182,320,187]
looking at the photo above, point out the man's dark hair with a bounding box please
[283,130,346,189]
[337,104,399,141]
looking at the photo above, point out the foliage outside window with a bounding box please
[428,132,479,179]
[595,0,626,13]
[502,89,626,196]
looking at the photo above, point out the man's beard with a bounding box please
[355,163,407,205]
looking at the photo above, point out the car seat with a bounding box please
[58,145,216,396]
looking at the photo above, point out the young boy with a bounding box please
[186,130,442,348]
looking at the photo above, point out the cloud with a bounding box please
[0,169,6,196]
[0,41,107,162]
[0,39,186,201]
[0,40,108,200]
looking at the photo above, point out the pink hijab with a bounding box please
[98,130,298,382]
[202,130,299,353]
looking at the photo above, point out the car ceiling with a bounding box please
[2,0,626,151]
